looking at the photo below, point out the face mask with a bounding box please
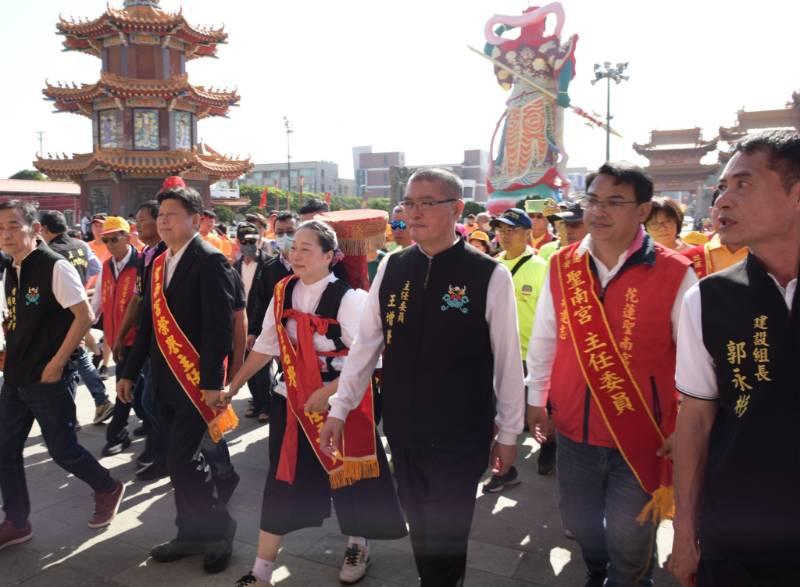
[276,234,294,252]
[240,243,257,257]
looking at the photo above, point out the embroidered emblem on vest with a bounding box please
[441,285,470,314]
[521,284,533,296]
[24,287,41,306]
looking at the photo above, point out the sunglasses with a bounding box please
[390,220,407,230]
[101,235,122,244]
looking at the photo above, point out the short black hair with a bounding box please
[298,199,328,216]
[734,130,800,193]
[202,209,217,219]
[0,200,38,226]
[275,211,298,224]
[136,199,159,220]
[39,210,68,234]
[156,187,203,215]
[590,162,654,204]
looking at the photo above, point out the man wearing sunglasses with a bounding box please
[90,217,146,458]
[526,162,697,586]
[322,168,524,586]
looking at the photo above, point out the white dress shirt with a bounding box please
[241,258,257,302]
[253,273,368,398]
[165,234,198,289]
[329,243,526,446]
[676,273,797,401]
[90,246,134,317]
[525,228,697,407]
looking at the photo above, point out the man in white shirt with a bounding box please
[320,168,524,586]
[527,163,696,587]
[669,130,800,587]
[0,200,124,552]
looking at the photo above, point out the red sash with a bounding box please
[273,275,379,489]
[682,244,709,279]
[150,252,238,442]
[101,258,137,347]
[555,250,673,523]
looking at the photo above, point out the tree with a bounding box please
[213,205,235,224]
[9,169,46,181]
[463,200,486,218]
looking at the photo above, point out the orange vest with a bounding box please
[101,251,140,347]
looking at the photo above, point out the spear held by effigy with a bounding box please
[467,45,623,139]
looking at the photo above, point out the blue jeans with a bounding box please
[70,346,108,407]
[0,377,114,527]
[557,433,656,587]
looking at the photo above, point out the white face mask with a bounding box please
[276,234,294,252]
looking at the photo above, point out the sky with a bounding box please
[1,0,798,180]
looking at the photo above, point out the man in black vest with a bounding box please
[0,200,124,551]
[39,210,114,425]
[117,186,237,574]
[321,168,525,586]
[670,130,800,587]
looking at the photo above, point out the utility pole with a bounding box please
[36,131,45,156]
[283,116,293,210]
[591,62,629,162]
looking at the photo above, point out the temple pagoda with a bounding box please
[633,128,719,196]
[718,92,800,162]
[34,0,252,215]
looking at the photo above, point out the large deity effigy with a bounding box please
[482,3,577,214]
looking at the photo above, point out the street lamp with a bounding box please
[591,62,629,162]
[283,116,293,194]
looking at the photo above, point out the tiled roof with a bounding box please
[34,146,252,181]
[43,72,239,118]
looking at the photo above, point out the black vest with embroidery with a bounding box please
[282,277,350,382]
[378,240,496,449]
[4,246,75,386]
[48,233,89,285]
[699,254,800,560]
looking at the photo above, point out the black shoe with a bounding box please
[215,471,240,505]
[537,441,557,476]
[133,425,149,437]
[203,520,236,574]
[98,366,109,381]
[136,451,155,467]
[136,460,168,482]
[151,539,206,563]
[101,435,132,457]
[584,573,606,587]
[483,466,521,493]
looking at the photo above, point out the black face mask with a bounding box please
[240,243,258,257]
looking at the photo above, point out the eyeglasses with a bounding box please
[645,220,674,230]
[497,226,526,235]
[101,235,121,244]
[398,198,459,211]
[390,220,407,230]
[274,230,296,237]
[578,197,640,211]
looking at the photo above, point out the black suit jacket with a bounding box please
[239,253,292,338]
[124,235,235,393]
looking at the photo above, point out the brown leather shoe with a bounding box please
[0,519,33,551]
[88,479,125,529]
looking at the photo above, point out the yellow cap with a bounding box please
[101,216,130,235]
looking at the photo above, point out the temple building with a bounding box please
[718,92,800,161]
[34,0,252,215]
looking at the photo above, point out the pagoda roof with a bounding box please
[633,138,718,157]
[43,72,239,118]
[34,143,252,182]
[57,4,226,59]
[718,106,800,140]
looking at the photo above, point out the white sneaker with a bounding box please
[338,543,369,584]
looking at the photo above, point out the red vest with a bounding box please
[549,242,689,447]
[101,252,139,348]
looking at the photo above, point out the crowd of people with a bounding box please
[0,129,798,587]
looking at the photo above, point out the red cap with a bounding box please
[159,175,186,193]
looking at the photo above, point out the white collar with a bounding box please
[575,226,645,274]
[166,233,197,261]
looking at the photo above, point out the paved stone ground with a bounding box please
[2,372,679,586]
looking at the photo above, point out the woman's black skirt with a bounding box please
[260,393,407,539]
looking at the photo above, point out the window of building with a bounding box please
[174,111,193,150]
[133,109,160,150]
[98,109,122,149]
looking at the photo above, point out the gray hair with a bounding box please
[296,219,338,253]
[407,168,463,200]
[0,200,38,226]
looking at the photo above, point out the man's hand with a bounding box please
[304,387,331,414]
[40,359,65,383]
[112,339,125,364]
[246,335,256,351]
[526,405,551,444]
[490,441,517,476]
[202,389,224,409]
[667,531,700,587]
[657,433,675,459]
[319,416,345,458]
[117,378,134,403]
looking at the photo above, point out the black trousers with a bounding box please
[390,443,490,587]
[698,557,800,587]
[159,386,233,542]
[106,347,147,444]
